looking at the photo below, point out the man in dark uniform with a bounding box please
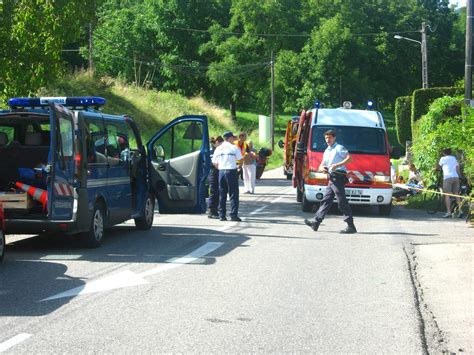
[207,136,223,219]
[212,132,243,222]
[304,129,357,234]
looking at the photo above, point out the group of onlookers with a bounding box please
[393,148,464,218]
[207,131,258,222]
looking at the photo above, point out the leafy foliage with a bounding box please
[411,86,463,138]
[0,0,97,102]
[395,96,412,146]
[411,96,472,185]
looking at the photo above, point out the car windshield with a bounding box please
[311,126,387,154]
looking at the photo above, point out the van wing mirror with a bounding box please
[296,141,306,154]
[277,140,284,149]
[153,145,166,162]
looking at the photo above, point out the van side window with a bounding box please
[58,113,74,158]
[85,119,106,164]
[106,122,129,164]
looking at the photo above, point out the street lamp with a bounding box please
[394,22,429,88]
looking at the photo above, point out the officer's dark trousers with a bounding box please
[207,169,219,215]
[314,175,353,224]
[218,169,239,218]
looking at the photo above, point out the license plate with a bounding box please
[346,189,363,196]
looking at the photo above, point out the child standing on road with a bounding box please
[242,141,258,194]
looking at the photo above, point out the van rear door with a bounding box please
[48,103,75,220]
[147,115,210,214]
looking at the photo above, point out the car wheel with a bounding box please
[378,203,392,216]
[0,229,5,262]
[135,194,155,230]
[80,203,105,248]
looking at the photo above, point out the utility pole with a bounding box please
[270,51,275,150]
[465,0,473,106]
[421,22,429,88]
[89,23,94,76]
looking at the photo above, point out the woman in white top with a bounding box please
[242,141,258,194]
[438,148,462,218]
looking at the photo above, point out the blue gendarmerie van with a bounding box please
[0,97,210,248]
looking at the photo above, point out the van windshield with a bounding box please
[311,126,387,154]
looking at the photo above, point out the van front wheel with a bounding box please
[135,194,155,230]
[80,204,104,248]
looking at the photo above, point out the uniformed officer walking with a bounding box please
[212,132,243,222]
[304,129,357,233]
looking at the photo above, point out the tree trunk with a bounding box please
[230,100,236,121]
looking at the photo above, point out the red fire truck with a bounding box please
[293,101,399,215]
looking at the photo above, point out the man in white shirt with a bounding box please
[212,132,243,221]
[438,148,462,218]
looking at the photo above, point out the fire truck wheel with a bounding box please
[296,187,303,202]
[135,194,155,230]
[302,192,313,212]
[378,203,392,216]
[0,229,4,262]
[80,203,105,248]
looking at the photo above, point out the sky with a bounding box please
[450,0,466,7]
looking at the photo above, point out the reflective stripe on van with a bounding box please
[87,177,131,188]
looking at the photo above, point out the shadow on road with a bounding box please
[1,224,249,317]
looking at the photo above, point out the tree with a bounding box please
[0,0,98,102]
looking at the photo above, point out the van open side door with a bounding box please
[147,115,210,214]
[47,103,75,220]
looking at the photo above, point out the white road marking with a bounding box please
[140,242,223,277]
[40,270,149,302]
[40,242,223,302]
[0,333,32,353]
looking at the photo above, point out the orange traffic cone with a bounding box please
[15,182,47,210]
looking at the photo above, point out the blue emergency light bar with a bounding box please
[314,100,321,109]
[367,100,374,110]
[8,96,106,108]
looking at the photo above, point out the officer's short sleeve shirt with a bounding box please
[212,141,242,169]
[323,143,349,172]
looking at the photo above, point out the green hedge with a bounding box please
[411,87,462,139]
[394,96,412,146]
[410,96,470,185]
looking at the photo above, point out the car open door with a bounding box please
[47,103,75,220]
[147,115,210,214]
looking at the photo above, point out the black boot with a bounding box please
[304,218,320,231]
[340,222,357,234]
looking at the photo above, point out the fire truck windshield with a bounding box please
[310,126,387,155]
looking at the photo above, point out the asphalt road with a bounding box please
[1,168,472,353]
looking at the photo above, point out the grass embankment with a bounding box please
[38,73,234,142]
[39,72,289,171]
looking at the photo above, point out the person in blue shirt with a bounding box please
[305,129,357,234]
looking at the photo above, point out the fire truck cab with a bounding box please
[293,102,397,215]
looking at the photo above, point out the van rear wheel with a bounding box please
[135,194,155,230]
[0,229,5,262]
[80,204,104,248]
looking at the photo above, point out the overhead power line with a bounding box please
[163,25,420,37]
